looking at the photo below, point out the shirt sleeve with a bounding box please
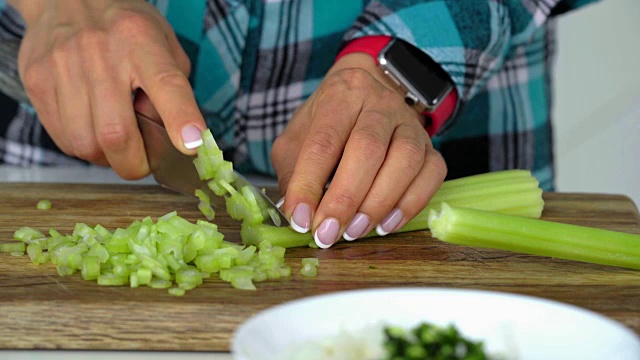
[0,2,28,104]
[342,0,599,117]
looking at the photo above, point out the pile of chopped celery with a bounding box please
[2,212,294,294]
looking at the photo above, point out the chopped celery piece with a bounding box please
[214,161,237,183]
[187,229,206,250]
[202,128,220,151]
[158,211,177,222]
[219,180,237,196]
[278,266,292,278]
[73,223,96,239]
[182,244,198,263]
[302,258,319,267]
[37,199,52,210]
[0,242,25,253]
[26,243,43,264]
[137,268,152,285]
[149,278,172,289]
[195,189,210,205]
[198,201,216,221]
[105,238,129,254]
[301,264,318,277]
[14,227,45,242]
[428,203,640,270]
[169,287,186,296]
[37,253,50,264]
[10,251,24,256]
[88,243,110,263]
[97,273,127,286]
[94,224,112,241]
[113,263,130,277]
[81,256,101,281]
[179,281,198,290]
[208,179,228,196]
[195,254,221,273]
[220,266,254,282]
[176,268,203,286]
[57,265,75,276]
[230,276,256,290]
[253,269,267,282]
[49,228,62,238]
[129,273,139,288]
[236,246,256,266]
[22,238,48,249]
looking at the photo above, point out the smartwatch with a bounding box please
[336,36,458,136]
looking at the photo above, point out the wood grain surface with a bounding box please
[0,183,639,351]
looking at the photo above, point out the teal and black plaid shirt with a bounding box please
[0,0,598,190]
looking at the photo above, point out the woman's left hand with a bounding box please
[271,52,447,248]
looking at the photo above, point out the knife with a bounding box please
[136,112,289,227]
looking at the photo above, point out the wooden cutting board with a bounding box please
[1,183,639,351]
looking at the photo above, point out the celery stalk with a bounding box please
[437,169,531,190]
[428,203,640,270]
[241,170,545,248]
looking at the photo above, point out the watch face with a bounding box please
[381,39,453,107]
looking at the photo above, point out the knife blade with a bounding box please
[136,112,289,227]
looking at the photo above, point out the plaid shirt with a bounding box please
[0,0,598,190]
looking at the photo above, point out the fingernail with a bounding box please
[343,213,370,241]
[275,197,285,209]
[182,125,203,149]
[290,203,311,233]
[376,208,403,236]
[314,217,340,249]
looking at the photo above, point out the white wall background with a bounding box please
[553,0,640,207]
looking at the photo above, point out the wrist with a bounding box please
[336,36,458,136]
[331,52,402,95]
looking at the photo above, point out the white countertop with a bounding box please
[0,165,281,360]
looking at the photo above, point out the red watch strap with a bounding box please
[422,87,458,137]
[336,36,458,136]
[336,36,391,65]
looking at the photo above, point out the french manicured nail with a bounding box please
[290,203,311,233]
[182,125,203,149]
[376,208,403,236]
[275,197,285,209]
[343,213,370,241]
[314,217,340,249]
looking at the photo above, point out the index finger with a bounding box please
[133,43,206,153]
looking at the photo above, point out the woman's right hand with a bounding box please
[11,0,206,179]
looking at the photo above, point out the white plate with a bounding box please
[232,287,640,360]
